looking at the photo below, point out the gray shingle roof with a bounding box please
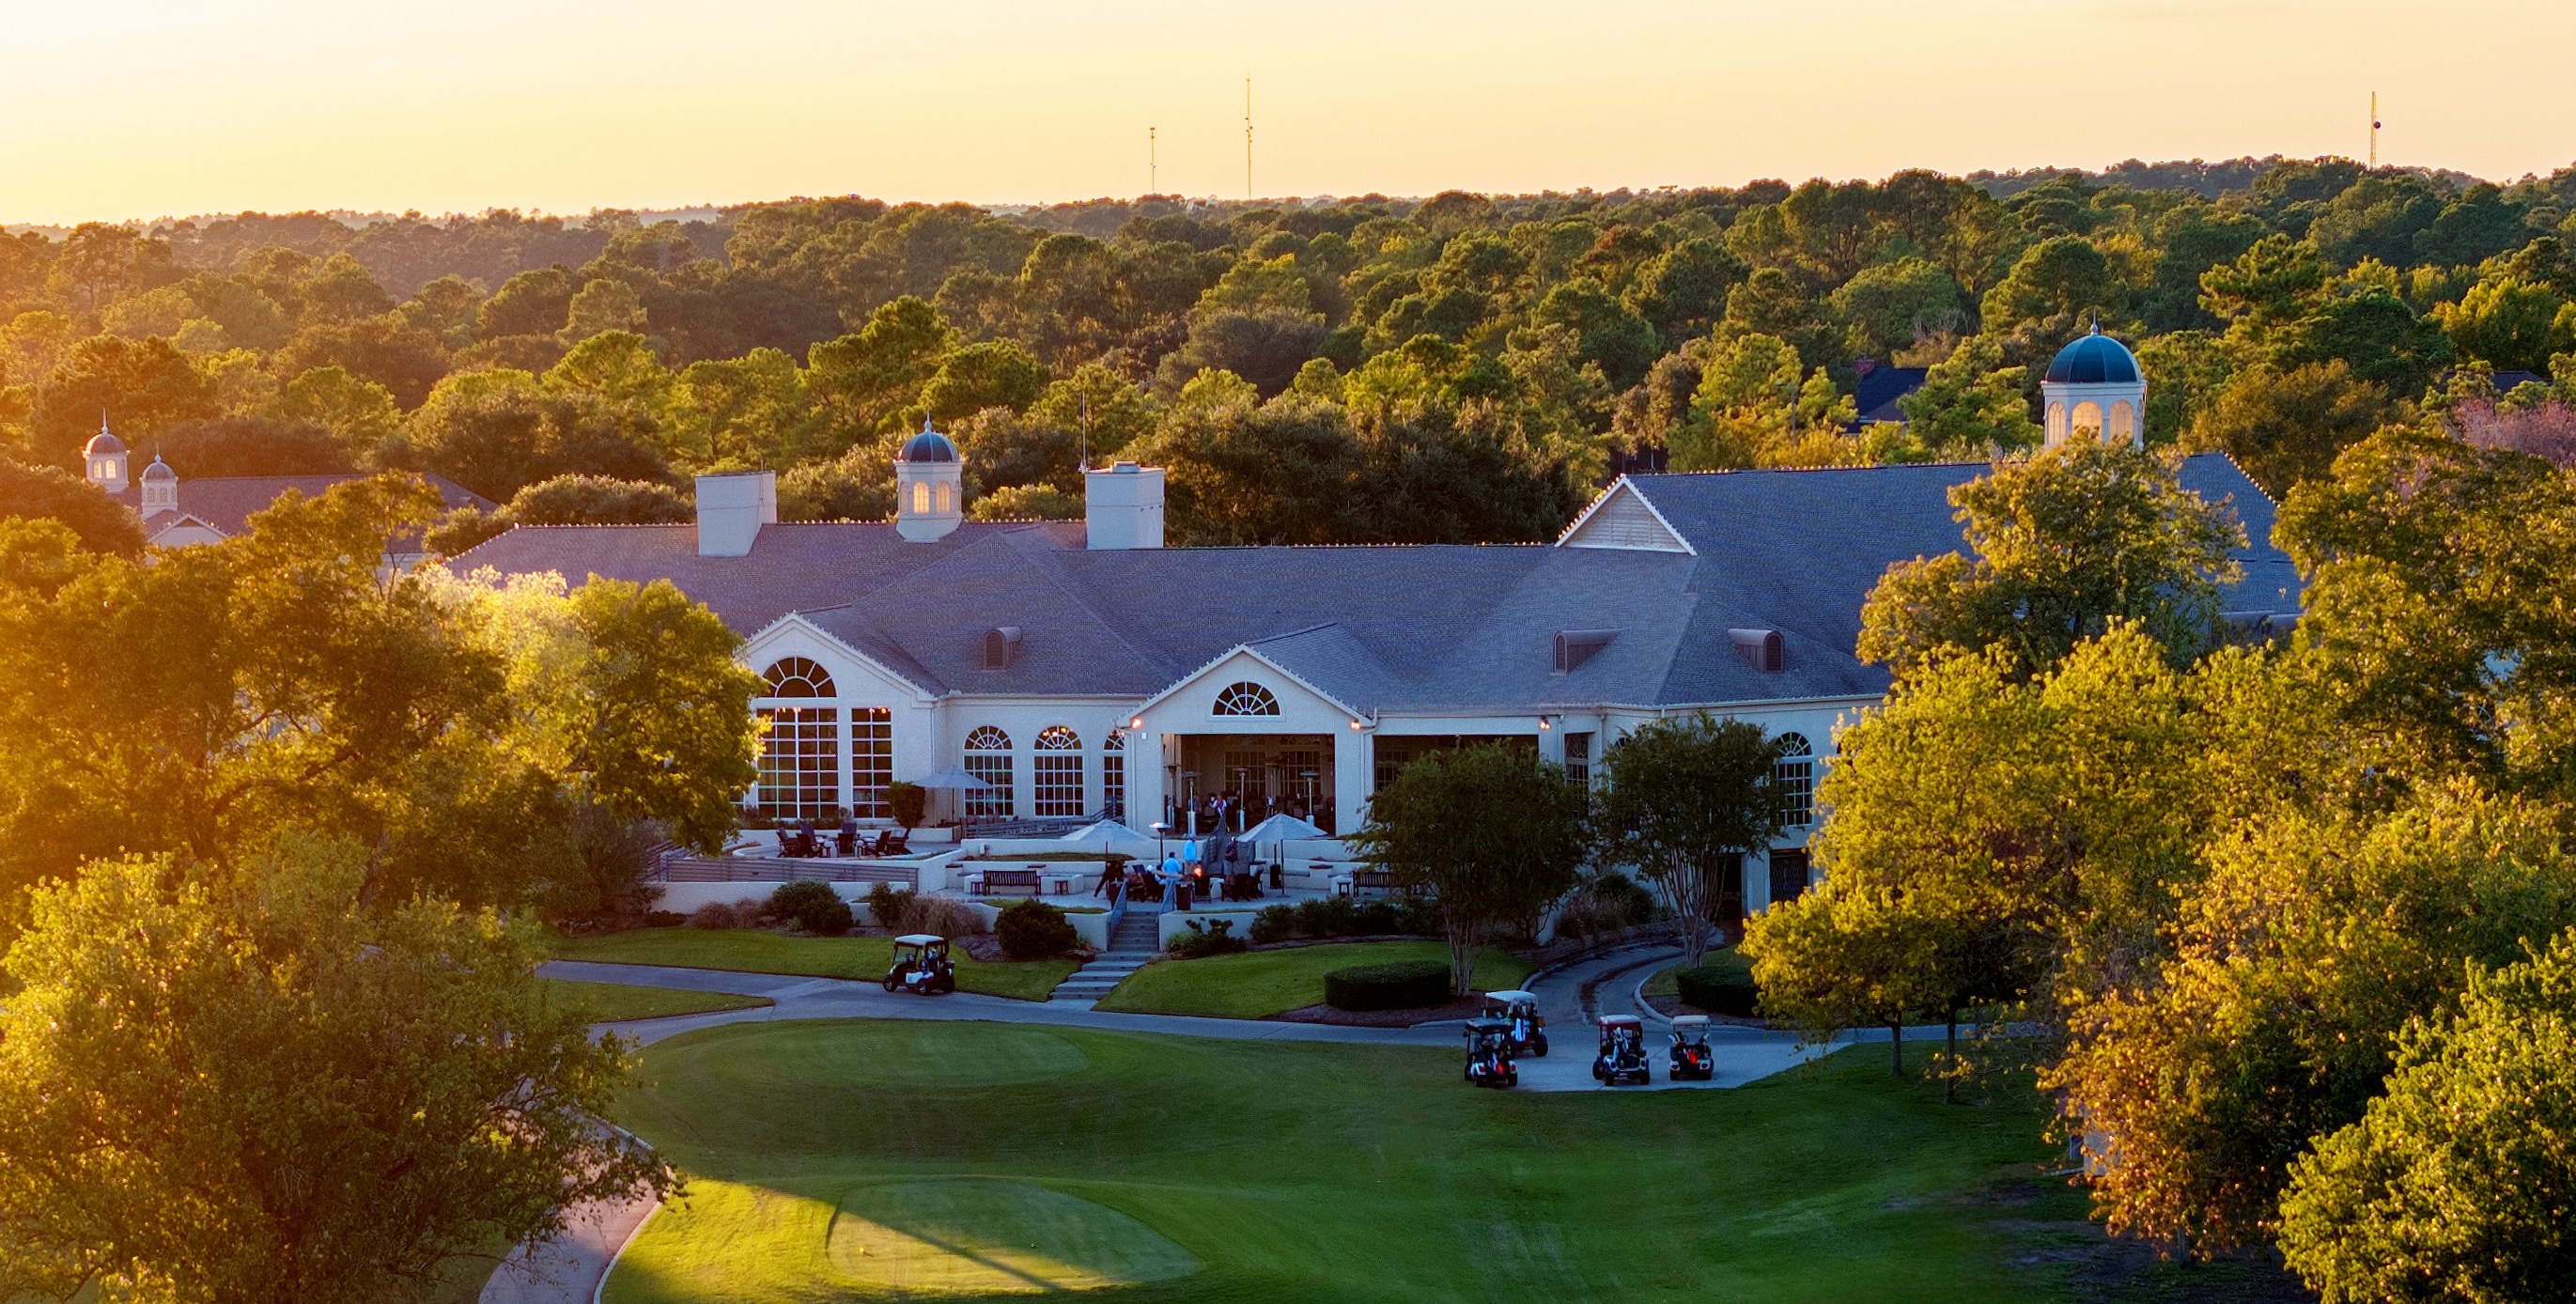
[454,453,2302,713]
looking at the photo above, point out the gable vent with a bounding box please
[1554,629,1617,675]
[1729,628,1784,674]
[981,627,1023,670]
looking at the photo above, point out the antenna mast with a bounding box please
[1244,77,1253,201]
[2370,91,2380,167]
[1149,125,1157,195]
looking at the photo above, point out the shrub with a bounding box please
[996,899,1079,959]
[1674,962,1760,1017]
[1250,895,1440,944]
[908,896,985,939]
[768,880,853,935]
[641,909,686,928]
[863,883,916,931]
[1324,959,1453,1011]
[1249,904,1297,944]
[1168,918,1249,959]
[888,781,926,831]
[687,901,741,929]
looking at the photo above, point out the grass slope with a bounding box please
[550,928,1079,1001]
[1093,940,1535,1018]
[540,979,773,1023]
[606,1020,2138,1304]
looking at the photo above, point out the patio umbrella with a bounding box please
[1057,820,1158,859]
[1239,813,1327,859]
[910,766,990,790]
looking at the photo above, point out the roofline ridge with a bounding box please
[999,529,1175,679]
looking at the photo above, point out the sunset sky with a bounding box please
[6,0,2573,225]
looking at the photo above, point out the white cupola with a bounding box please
[2040,325,2148,447]
[84,420,129,494]
[138,456,178,518]
[893,420,963,544]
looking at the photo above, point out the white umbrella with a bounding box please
[1240,813,1327,858]
[1057,820,1158,859]
[910,766,990,790]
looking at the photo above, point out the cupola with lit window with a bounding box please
[2041,324,2147,447]
[893,419,963,543]
[83,421,129,495]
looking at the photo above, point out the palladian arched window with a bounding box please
[1033,725,1083,817]
[1213,681,1280,717]
[964,725,1013,818]
[756,659,839,821]
[1774,732,1814,829]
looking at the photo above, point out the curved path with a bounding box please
[484,943,1867,1303]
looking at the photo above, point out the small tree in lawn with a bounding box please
[1742,880,1934,1077]
[1592,714,1788,968]
[1349,742,1590,997]
[888,781,926,835]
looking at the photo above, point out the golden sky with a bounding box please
[4,0,2571,225]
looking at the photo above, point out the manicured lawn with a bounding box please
[1644,945,1753,998]
[604,1021,2125,1303]
[550,928,1079,1001]
[1092,940,1535,1018]
[540,979,774,1022]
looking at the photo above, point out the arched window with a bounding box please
[1033,725,1083,817]
[936,482,954,513]
[762,657,835,698]
[1102,728,1127,819]
[2046,401,2067,442]
[964,725,1014,818]
[2109,399,2136,441]
[910,481,930,514]
[1774,732,1815,829]
[2071,400,2103,437]
[1213,681,1280,717]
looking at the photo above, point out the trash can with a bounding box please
[1177,883,1194,911]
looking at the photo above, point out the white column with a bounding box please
[1128,732,1167,834]
[1333,730,1373,838]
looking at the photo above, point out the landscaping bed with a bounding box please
[1092,940,1534,1019]
[1642,947,1772,1024]
[549,927,1079,1001]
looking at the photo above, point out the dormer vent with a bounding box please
[981,626,1023,670]
[1553,629,1616,675]
[1729,628,1784,674]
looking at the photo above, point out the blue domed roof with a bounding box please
[84,430,125,457]
[140,457,176,482]
[2044,330,2141,385]
[898,427,959,464]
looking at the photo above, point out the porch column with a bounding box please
[1126,731,1167,834]
[1334,730,1373,837]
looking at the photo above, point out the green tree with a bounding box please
[1744,881,1934,1076]
[0,841,670,1303]
[1831,257,1967,360]
[1593,715,1788,967]
[0,461,145,557]
[29,334,219,461]
[2277,927,2576,1304]
[275,365,401,458]
[1349,742,1589,994]
[2190,359,2399,495]
[503,473,692,525]
[916,339,1047,424]
[806,296,956,439]
[1893,334,2041,458]
[559,277,649,344]
[2437,276,2574,373]
[1855,437,2244,676]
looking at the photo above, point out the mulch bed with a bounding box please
[1266,996,1490,1027]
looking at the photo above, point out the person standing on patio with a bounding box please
[1094,858,1122,899]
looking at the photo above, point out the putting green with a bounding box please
[650,1020,1087,1090]
[828,1179,1199,1292]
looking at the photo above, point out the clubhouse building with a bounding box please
[455,333,2300,914]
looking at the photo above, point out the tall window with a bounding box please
[911,481,930,514]
[1213,681,1280,716]
[1768,849,1811,907]
[849,706,892,818]
[757,659,840,821]
[1775,732,1814,829]
[964,725,1014,818]
[1563,731,1593,787]
[1102,729,1126,818]
[1033,725,1083,817]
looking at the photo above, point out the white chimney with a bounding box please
[1084,461,1165,551]
[695,471,776,557]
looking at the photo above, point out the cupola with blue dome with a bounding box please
[82,418,130,494]
[2040,324,2148,447]
[892,418,964,542]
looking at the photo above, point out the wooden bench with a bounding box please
[1349,869,1393,900]
[976,868,1041,897]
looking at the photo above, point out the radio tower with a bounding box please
[2369,92,2380,167]
[1244,77,1254,200]
[1149,126,1157,195]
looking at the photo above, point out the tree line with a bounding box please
[14,157,2576,556]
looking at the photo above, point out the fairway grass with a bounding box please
[539,979,773,1022]
[606,1020,2099,1304]
[1093,940,1536,1018]
[550,927,1079,1001]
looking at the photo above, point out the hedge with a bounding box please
[1674,964,1759,1017]
[995,899,1079,959]
[1323,959,1452,1011]
[768,880,852,935]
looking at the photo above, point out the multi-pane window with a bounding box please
[757,707,840,821]
[1775,732,1814,829]
[1213,681,1280,716]
[1768,849,1811,907]
[964,725,1014,818]
[1563,731,1593,787]
[849,706,892,818]
[1033,725,1083,817]
[1102,729,1125,818]
[763,657,835,698]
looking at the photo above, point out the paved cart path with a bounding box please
[489,944,1876,1303]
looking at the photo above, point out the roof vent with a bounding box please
[1729,628,1784,674]
[981,627,1023,670]
[1553,630,1616,675]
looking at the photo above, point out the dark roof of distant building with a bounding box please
[2044,331,2142,385]
[1851,365,1929,426]
[453,455,2299,714]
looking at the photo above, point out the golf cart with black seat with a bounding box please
[884,934,955,995]
[1668,1014,1715,1081]
[1482,989,1547,1057]
[1463,1017,1519,1089]
[1591,1014,1651,1086]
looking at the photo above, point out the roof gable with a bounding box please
[1556,479,1693,553]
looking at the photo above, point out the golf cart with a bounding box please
[883,934,956,996]
[1668,1014,1715,1081]
[1463,1017,1519,1089]
[1591,1014,1652,1086]
[1482,989,1548,1057]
